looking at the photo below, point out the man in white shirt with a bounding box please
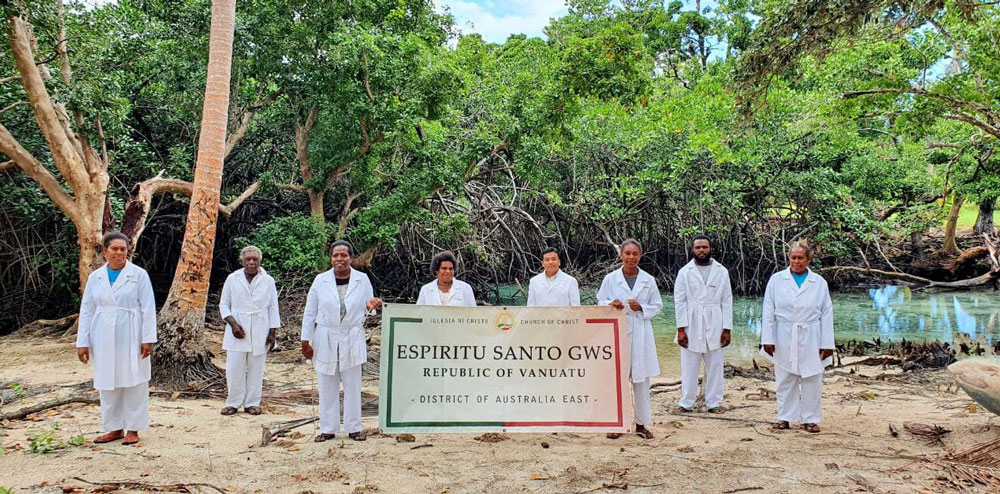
[219,246,281,416]
[527,247,581,306]
[674,235,733,413]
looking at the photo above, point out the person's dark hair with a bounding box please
[540,246,562,264]
[431,251,457,274]
[691,234,712,248]
[330,240,355,256]
[102,232,131,249]
[620,238,642,253]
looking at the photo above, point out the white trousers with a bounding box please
[679,347,725,409]
[225,351,266,408]
[317,365,363,434]
[775,367,823,424]
[99,381,149,432]
[632,379,651,426]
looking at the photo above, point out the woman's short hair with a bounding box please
[102,232,131,249]
[431,251,457,273]
[330,240,355,256]
[788,239,813,259]
[620,238,642,253]
[240,245,262,262]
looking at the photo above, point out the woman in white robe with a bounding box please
[301,241,381,442]
[76,232,156,445]
[416,251,476,306]
[597,239,662,440]
[760,241,834,433]
[527,247,581,307]
[219,245,281,415]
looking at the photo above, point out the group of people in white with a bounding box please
[75,231,833,445]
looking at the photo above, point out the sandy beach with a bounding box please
[1,327,997,494]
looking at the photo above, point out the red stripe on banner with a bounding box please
[588,318,623,427]
[503,421,622,427]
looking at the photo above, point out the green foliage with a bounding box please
[0,486,13,494]
[236,214,331,286]
[8,383,26,400]
[27,429,56,455]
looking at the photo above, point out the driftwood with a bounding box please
[72,476,226,494]
[261,416,318,446]
[1,394,98,421]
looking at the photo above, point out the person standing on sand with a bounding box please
[527,247,581,307]
[597,239,662,440]
[301,241,381,442]
[674,235,733,414]
[760,241,834,433]
[416,251,476,306]
[219,246,281,416]
[76,232,156,446]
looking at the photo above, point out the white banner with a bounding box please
[378,304,633,433]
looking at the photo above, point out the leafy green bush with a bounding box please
[235,214,331,289]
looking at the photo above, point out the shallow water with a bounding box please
[492,285,1000,375]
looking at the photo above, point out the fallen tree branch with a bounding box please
[72,476,226,494]
[261,416,318,446]
[1,394,98,421]
[818,266,932,284]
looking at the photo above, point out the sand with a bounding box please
[1,329,997,494]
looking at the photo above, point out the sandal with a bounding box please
[314,433,336,442]
[606,433,622,439]
[674,406,693,413]
[221,407,238,416]
[771,421,790,430]
[245,406,262,415]
[706,407,724,414]
[123,432,140,445]
[635,425,654,440]
[803,423,821,433]
[94,430,124,444]
[348,431,367,442]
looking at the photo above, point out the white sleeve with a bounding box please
[416,285,429,305]
[301,278,320,341]
[268,279,281,329]
[722,269,734,330]
[673,270,689,328]
[526,278,538,307]
[463,283,477,307]
[569,278,581,306]
[76,280,95,349]
[139,270,157,344]
[219,276,233,320]
[820,282,834,349]
[596,276,614,306]
[639,278,663,320]
[760,278,777,346]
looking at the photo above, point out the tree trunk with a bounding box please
[941,194,965,255]
[154,0,236,387]
[294,106,323,219]
[974,197,996,235]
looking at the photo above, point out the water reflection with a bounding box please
[493,284,1000,375]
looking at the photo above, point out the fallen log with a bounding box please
[1,394,98,421]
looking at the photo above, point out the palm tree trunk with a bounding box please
[154,0,237,387]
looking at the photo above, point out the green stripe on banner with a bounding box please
[386,316,421,428]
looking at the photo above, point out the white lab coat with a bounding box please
[527,270,581,306]
[76,262,157,391]
[597,267,662,383]
[673,260,734,353]
[301,268,374,375]
[416,279,476,306]
[759,268,834,378]
[220,267,281,356]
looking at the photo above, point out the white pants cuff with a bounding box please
[317,365,363,434]
[99,381,149,432]
[226,351,267,408]
[679,347,725,409]
[775,367,823,424]
[633,379,651,426]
